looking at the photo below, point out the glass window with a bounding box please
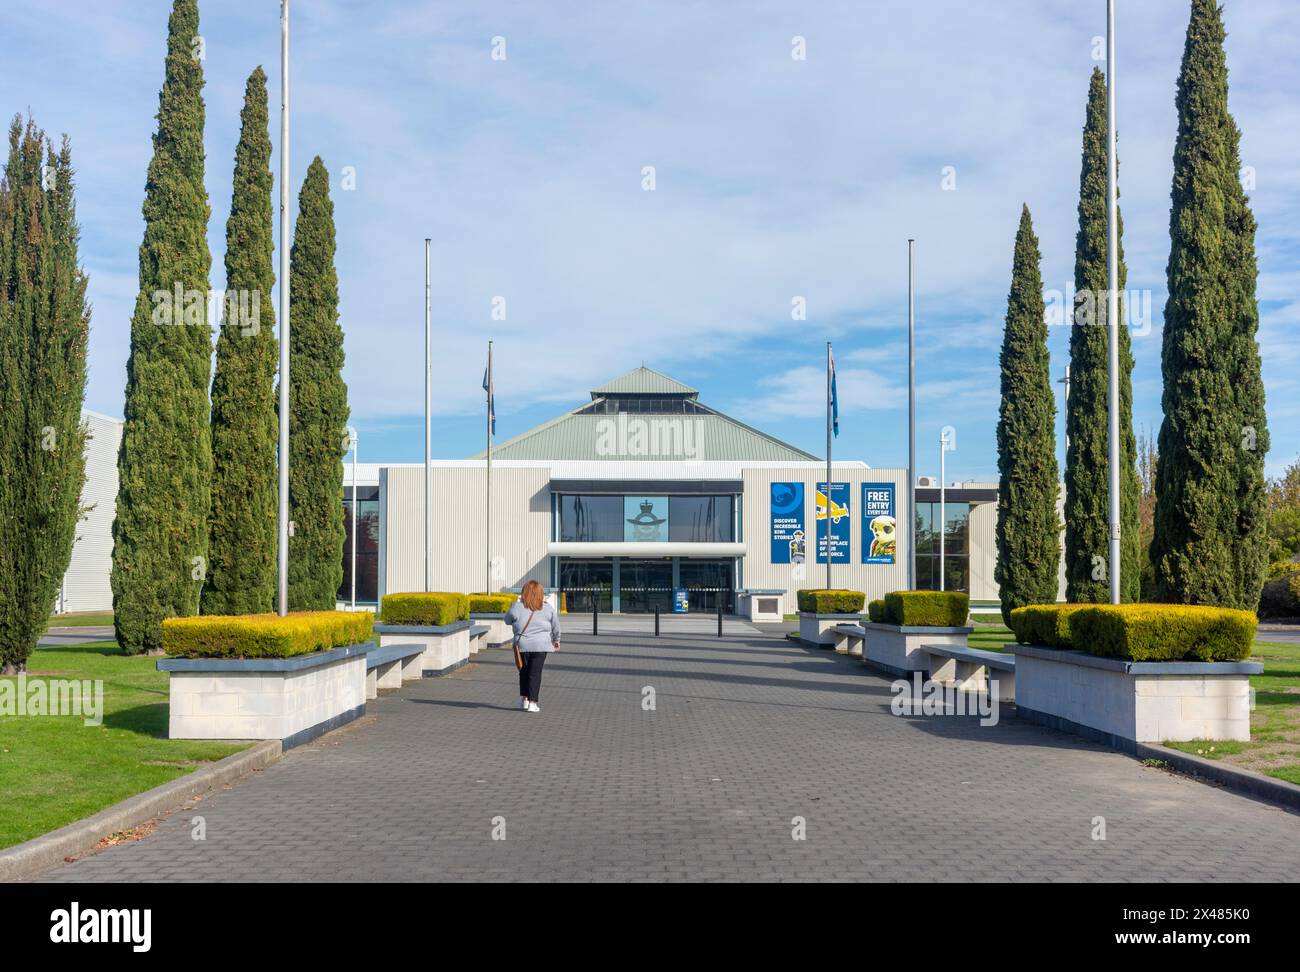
[339,486,380,604]
[559,559,613,613]
[669,496,734,542]
[913,501,971,593]
[558,495,624,542]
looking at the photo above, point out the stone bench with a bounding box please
[469,613,511,649]
[469,624,491,653]
[831,623,865,657]
[860,621,973,677]
[364,642,424,699]
[374,621,472,677]
[922,643,1015,703]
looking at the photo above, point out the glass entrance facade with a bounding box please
[557,557,736,614]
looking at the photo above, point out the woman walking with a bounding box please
[506,580,560,712]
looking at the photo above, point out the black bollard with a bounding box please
[593,603,598,637]
[717,599,723,637]
[655,605,660,637]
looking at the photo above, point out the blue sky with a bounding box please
[2,0,1296,482]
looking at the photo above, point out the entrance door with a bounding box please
[558,559,612,613]
[679,559,735,614]
[619,559,673,614]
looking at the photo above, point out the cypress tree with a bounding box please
[203,68,278,616]
[0,119,90,674]
[286,157,349,610]
[1151,0,1268,609]
[995,206,1061,625]
[1063,68,1141,603]
[111,0,213,652]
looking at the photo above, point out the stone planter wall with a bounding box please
[1008,644,1262,749]
[469,613,511,648]
[159,643,370,746]
[739,590,784,623]
[798,612,864,647]
[862,622,973,676]
[374,621,472,676]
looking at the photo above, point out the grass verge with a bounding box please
[48,611,114,628]
[0,640,248,850]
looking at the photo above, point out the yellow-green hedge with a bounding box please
[867,599,887,623]
[797,589,865,614]
[883,591,968,627]
[1008,603,1097,648]
[162,611,375,659]
[380,592,469,626]
[469,593,516,614]
[1071,604,1256,662]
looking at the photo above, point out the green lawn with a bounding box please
[971,612,1006,625]
[48,611,114,627]
[0,640,247,850]
[1164,639,1300,786]
[969,624,1015,653]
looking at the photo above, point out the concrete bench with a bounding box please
[922,643,1015,702]
[364,642,424,699]
[832,623,866,657]
[469,624,491,653]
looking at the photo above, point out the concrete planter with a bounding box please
[861,622,973,677]
[158,642,370,746]
[469,613,511,649]
[1008,644,1263,750]
[798,612,863,648]
[738,590,784,623]
[374,620,472,676]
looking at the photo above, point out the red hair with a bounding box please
[521,580,544,611]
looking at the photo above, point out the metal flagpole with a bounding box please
[486,340,493,594]
[276,0,291,616]
[424,239,432,592]
[907,239,916,591]
[825,341,832,591]
[1105,0,1122,605]
[348,426,357,610]
[939,431,946,592]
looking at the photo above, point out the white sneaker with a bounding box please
[518,698,529,710]
[527,702,540,713]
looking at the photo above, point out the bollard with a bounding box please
[655,605,660,637]
[593,603,598,637]
[717,600,723,638]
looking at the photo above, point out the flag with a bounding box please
[482,360,495,436]
[829,348,839,438]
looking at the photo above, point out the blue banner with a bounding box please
[769,482,805,564]
[861,482,897,564]
[815,482,850,565]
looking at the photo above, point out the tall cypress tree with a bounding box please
[1151,0,1268,609]
[111,0,213,651]
[995,205,1061,625]
[1063,68,1141,603]
[203,68,278,615]
[0,119,90,674]
[286,157,349,610]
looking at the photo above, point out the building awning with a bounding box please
[548,542,746,559]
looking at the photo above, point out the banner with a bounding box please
[815,482,850,564]
[770,482,805,564]
[861,482,897,564]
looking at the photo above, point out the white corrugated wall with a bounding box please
[57,411,122,614]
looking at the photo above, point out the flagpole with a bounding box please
[825,340,832,591]
[939,430,946,592]
[907,239,916,591]
[348,426,357,610]
[486,339,493,594]
[423,238,431,593]
[1105,0,1122,605]
[276,0,290,617]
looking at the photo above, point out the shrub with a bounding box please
[469,593,516,614]
[867,599,887,623]
[796,589,865,614]
[163,611,374,659]
[1008,603,1096,648]
[1257,571,1300,619]
[381,592,470,626]
[1070,604,1256,662]
[882,591,969,627]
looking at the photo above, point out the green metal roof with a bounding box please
[590,366,697,398]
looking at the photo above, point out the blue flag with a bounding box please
[829,350,839,438]
[482,364,495,436]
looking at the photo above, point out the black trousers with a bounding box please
[518,651,547,701]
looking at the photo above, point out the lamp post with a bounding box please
[1105,0,1122,605]
[424,238,432,592]
[276,0,291,616]
[347,425,358,610]
[939,426,955,592]
[907,239,916,591]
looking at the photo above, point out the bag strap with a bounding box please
[519,609,536,638]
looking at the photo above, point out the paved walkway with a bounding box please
[40,626,1300,882]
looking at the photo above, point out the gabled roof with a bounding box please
[591,366,697,398]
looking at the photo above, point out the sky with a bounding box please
[1,0,1296,483]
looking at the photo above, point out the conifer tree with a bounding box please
[203,67,278,615]
[995,206,1061,625]
[1064,67,1141,603]
[285,157,349,610]
[111,0,213,651]
[1151,0,1268,609]
[0,119,90,674]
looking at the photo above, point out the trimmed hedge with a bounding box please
[882,591,969,627]
[1008,603,1097,648]
[469,592,516,614]
[797,589,865,614]
[162,611,374,659]
[1071,604,1256,662]
[867,599,887,623]
[1259,571,1300,619]
[381,592,470,626]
